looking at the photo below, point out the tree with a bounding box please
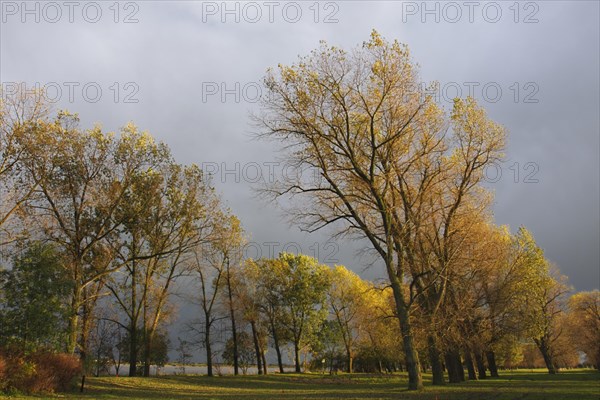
[311,320,345,374]
[251,257,291,374]
[217,214,245,375]
[105,139,171,377]
[188,207,232,377]
[176,337,193,374]
[87,315,121,377]
[355,286,406,373]
[107,160,213,376]
[222,331,255,374]
[0,86,49,238]
[405,97,504,384]
[17,115,168,363]
[433,218,512,381]
[512,229,571,374]
[278,253,331,373]
[258,30,505,389]
[118,327,170,375]
[138,164,215,377]
[0,241,71,350]
[234,259,269,374]
[328,265,376,373]
[567,291,600,368]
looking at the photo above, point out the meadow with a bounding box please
[4,369,599,400]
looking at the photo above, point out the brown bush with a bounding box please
[0,347,81,394]
[32,352,82,392]
[0,355,7,391]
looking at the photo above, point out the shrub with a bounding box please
[30,352,82,392]
[0,347,81,394]
[0,355,7,391]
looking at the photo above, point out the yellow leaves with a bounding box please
[367,29,385,48]
[371,60,384,76]
[279,65,298,83]
[452,97,506,149]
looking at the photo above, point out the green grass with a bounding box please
[3,369,599,399]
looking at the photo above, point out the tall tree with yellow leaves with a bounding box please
[258,30,505,389]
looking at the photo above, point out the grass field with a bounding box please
[4,369,599,399]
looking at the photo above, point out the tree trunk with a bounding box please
[128,325,138,377]
[95,339,102,377]
[428,335,445,385]
[261,349,268,375]
[230,315,239,375]
[128,256,138,377]
[345,345,353,373]
[486,350,499,377]
[226,262,239,375]
[475,351,487,379]
[348,355,353,374]
[206,329,213,377]
[389,272,423,390]
[454,351,465,382]
[294,340,301,373]
[444,351,463,383]
[67,286,81,355]
[536,338,558,374]
[464,349,477,380]
[271,321,284,373]
[80,283,102,374]
[250,321,262,375]
[143,329,152,377]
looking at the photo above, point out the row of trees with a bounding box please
[1,31,598,392]
[187,244,599,380]
[254,30,600,389]
[0,87,236,379]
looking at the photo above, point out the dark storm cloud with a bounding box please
[1,0,598,290]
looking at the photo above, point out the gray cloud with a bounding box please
[1,0,598,292]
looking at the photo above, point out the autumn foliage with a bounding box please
[0,346,81,394]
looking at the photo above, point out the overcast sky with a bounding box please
[1,0,598,293]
